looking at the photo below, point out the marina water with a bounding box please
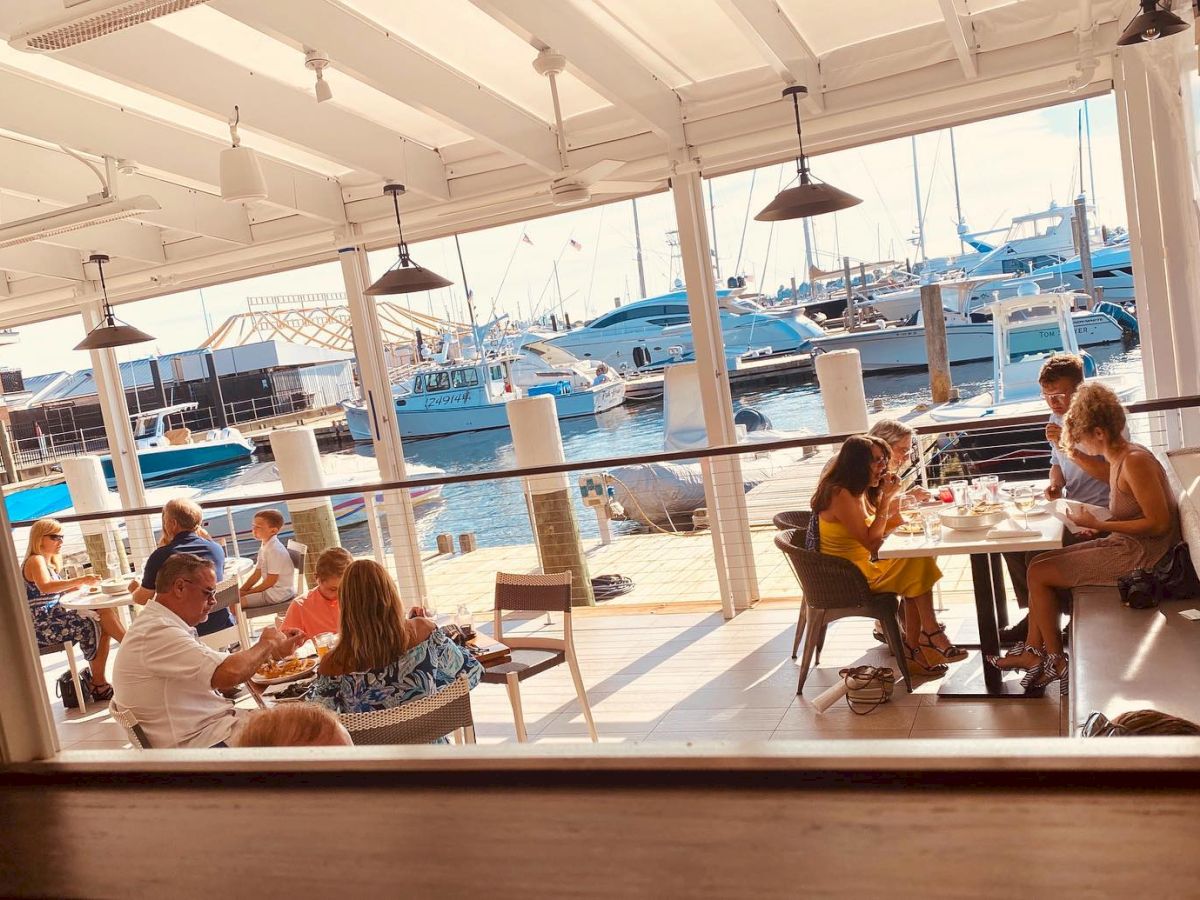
[165,345,1142,555]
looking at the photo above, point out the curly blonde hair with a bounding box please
[1062,382,1126,450]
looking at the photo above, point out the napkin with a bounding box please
[986,519,1040,539]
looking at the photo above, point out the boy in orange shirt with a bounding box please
[281,547,353,639]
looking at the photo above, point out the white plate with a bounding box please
[251,657,319,685]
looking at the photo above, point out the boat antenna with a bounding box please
[949,128,965,254]
[1084,99,1097,206]
[453,234,482,358]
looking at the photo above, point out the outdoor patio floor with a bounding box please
[44,583,1061,751]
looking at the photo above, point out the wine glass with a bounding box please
[1013,485,1037,529]
[105,545,119,580]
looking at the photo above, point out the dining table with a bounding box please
[877,495,1065,698]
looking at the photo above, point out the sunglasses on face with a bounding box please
[47,534,64,543]
[182,580,218,600]
[1041,392,1071,403]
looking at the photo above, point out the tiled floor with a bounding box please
[45,596,1061,752]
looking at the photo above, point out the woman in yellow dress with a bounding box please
[812,435,966,676]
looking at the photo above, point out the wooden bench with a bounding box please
[1066,448,1200,735]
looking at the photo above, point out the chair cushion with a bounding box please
[480,648,566,683]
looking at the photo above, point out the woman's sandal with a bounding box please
[919,627,969,664]
[903,643,948,678]
[984,646,1041,672]
[90,681,114,702]
[1024,652,1069,696]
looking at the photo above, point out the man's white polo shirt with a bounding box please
[112,600,248,749]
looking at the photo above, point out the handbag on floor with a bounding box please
[839,665,895,715]
[56,666,94,710]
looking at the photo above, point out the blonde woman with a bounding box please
[233,704,352,748]
[305,560,482,738]
[988,384,1179,694]
[22,518,125,701]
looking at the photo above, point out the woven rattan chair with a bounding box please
[772,510,813,656]
[774,529,913,695]
[109,700,152,749]
[339,675,476,745]
[482,571,598,743]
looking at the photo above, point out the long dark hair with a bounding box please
[811,435,891,515]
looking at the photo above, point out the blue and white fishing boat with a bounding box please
[101,403,256,482]
[543,287,825,372]
[343,352,625,441]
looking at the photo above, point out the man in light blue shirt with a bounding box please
[1002,353,1112,642]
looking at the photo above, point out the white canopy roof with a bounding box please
[0,0,1162,329]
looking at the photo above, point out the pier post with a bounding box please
[1114,36,1200,447]
[61,456,129,579]
[507,396,593,607]
[814,350,868,434]
[269,427,339,589]
[337,228,428,603]
[843,256,857,329]
[920,284,952,403]
[670,164,758,617]
[0,421,17,485]
[1072,195,1096,303]
[79,297,155,569]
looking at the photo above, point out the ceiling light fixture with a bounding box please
[11,0,213,52]
[1116,0,1190,45]
[755,85,861,222]
[74,254,155,351]
[219,105,268,203]
[305,49,333,103]
[365,184,453,296]
[0,195,161,250]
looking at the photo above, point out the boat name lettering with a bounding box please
[426,391,472,408]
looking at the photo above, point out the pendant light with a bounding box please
[756,85,861,222]
[365,184,453,295]
[74,254,154,351]
[1116,0,1190,45]
[219,105,268,203]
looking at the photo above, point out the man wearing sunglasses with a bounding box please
[1001,353,1118,643]
[113,552,305,749]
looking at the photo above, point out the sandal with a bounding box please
[919,627,969,664]
[90,681,114,702]
[984,646,1041,672]
[1024,652,1069,696]
[902,643,948,678]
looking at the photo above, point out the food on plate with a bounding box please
[896,521,924,535]
[967,501,1005,516]
[255,657,317,681]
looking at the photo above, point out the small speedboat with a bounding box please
[101,403,256,482]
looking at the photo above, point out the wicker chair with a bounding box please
[774,529,913,695]
[109,700,152,749]
[339,675,476,745]
[482,571,598,743]
[772,510,813,656]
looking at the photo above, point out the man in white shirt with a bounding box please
[113,553,305,749]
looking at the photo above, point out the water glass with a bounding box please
[978,475,1001,504]
[921,511,943,543]
[949,480,968,509]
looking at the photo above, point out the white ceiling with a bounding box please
[0,0,1175,328]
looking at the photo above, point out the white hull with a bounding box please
[809,311,1127,373]
[927,373,1142,424]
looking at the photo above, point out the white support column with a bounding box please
[1114,33,1200,448]
[670,163,759,615]
[80,297,156,568]
[337,227,428,603]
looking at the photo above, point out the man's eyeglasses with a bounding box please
[1081,711,1129,737]
[183,580,218,600]
[1041,391,1071,403]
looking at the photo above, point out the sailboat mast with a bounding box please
[949,128,965,254]
[453,234,480,360]
[911,136,927,262]
[1084,99,1097,204]
[631,198,647,298]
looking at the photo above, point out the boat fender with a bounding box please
[734,407,773,433]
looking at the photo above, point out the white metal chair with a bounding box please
[338,675,476,745]
[39,640,87,713]
[234,539,305,642]
[481,571,598,743]
[109,700,152,749]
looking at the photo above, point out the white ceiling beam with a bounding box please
[212,0,561,174]
[716,0,824,112]
[59,28,449,201]
[0,66,346,224]
[0,243,84,281]
[471,0,686,147]
[0,194,166,264]
[0,136,253,244]
[938,0,978,79]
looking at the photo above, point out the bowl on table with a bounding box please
[938,504,1007,532]
[100,579,128,595]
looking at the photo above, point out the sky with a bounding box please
[0,91,1164,379]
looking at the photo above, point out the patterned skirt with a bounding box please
[30,600,101,661]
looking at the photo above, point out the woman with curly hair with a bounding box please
[988,383,1179,693]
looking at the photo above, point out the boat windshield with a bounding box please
[133,417,158,439]
[1005,212,1063,242]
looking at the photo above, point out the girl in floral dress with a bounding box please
[306,559,481,740]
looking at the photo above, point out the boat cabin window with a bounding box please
[133,418,156,439]
[489,364,505,381]
[1006,213,1061,242]
[450,368,479,388]
[424,372,451,392]
[591,304,690,328]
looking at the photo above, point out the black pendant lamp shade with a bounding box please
[1116,0,1190,45]
[74,254,154,351]
[365,184,453,296]
[756,85,861,222]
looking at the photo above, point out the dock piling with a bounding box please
[921,283,953,404]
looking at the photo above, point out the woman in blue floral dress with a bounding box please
[306,559,481,740]
[22,518,125,701]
